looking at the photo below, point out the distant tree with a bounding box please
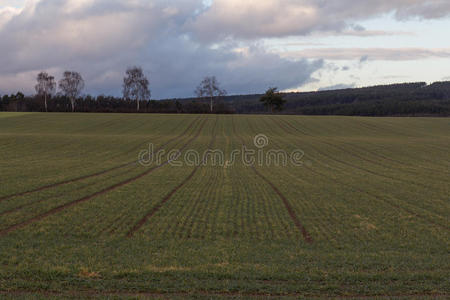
[260,87,286,113]
[175,100,183,113]
[195,76,227,113]
[3,92,25,112]
[59,71,84,112]
[1,95,10,109]
[123,66,150,112]
[35,72,56,112]
[14,92,25,100]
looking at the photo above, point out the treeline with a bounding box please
[227,81,450,116]
[0,68,236,114]
[1,81,450,116]
[0,94,235,114]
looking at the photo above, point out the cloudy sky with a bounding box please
[1,0,450,99]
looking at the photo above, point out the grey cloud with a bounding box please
[0,0,322,98]
[318,83,356,91]
[0,0,199,74]
[350,24,366,32]
[395,1,450,19]
[187,0,450,42]
[360,55,369,63]
[135,39,323,98]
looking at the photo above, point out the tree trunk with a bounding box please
[44,93,48,112]
[137,99,140,112]
[210,96,213,113]
[71,97,75,112]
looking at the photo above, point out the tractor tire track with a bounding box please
[275,117,450,218]
[127,116,219,238]
[134,166,199,239]
[0,116,201,203]
[0,166,134,218]
[248,118,312,240]
[0,118,207,238]
[256,118,338,242]
[232,116,313,243]
[270,117,450,231]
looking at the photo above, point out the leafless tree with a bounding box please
[35,72,56,112]
[123,66,150,112]
[59,71,84,112]
[195,76,227,113]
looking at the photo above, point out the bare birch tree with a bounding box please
[123,66,150,112]
[195,76,227,113]
[35,72,56,112]
[59,71,84,112]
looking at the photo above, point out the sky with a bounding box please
[0,0,450,99]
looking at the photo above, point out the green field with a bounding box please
[0,112,449,299]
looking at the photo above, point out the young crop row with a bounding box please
[128,116,306,241]
[245,115,449,247]
[53,116,214,238]
[1,114,448,246]
[0,116,208,237]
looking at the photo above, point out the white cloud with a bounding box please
[338,29,414,37]
[0,6,21,28]
[0,0,27,9]
[281,48,450,61]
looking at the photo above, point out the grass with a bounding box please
[0,112,449,298]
